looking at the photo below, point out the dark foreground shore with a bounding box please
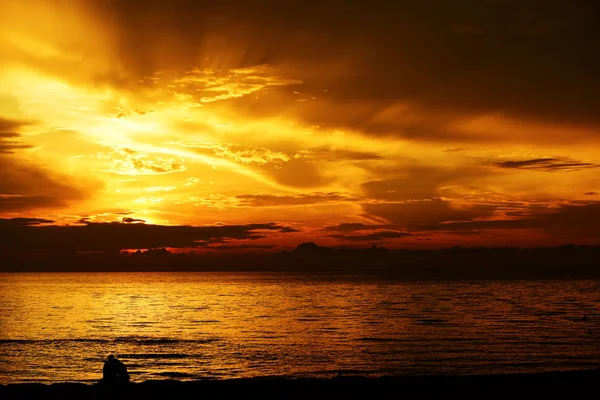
[1,369,598,399]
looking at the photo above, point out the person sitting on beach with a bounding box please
[102,355,130,383]
[116,357,130,383]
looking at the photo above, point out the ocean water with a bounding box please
[0,273,598,383]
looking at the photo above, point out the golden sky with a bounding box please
[1,0,600,251]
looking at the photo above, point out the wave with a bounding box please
[0,337,219,345]
[355,338,412,343]
[119,354,190,359]
[155,372,197,378]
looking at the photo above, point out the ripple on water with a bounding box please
[0,273,599,384]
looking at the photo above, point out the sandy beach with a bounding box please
[1,369,598,399]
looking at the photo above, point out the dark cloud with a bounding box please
[329,230,412,242]
[99,0,600,142]
[321,222,411,242]
[0,115,91,212]
[237,192,358,207]
[0,218,53,227]
[361,166,487,201]
[429,201,600,238]
[11,1,592,145]
[358,166,499,229]
[122,217,146,223]
[0,155,89,212]
[322,223,396,233]
[495,157,598,171]
[0,219,297,251]
[208,244,278,251]
[362,199,485,230]
[0,117,34,153]
[0,116,30,132]
[584,192,598,195]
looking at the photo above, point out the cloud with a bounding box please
[215,144,289,164]
[8,1,600,145]
[180,142,289,165]
[164,65,301,104]
[208,244,278,251]
[0,117,34,153]
[494,158,599,171]
[294,148,382,161]
[185,194,239,210]
[361,166,488,201]
[0,116,90,212]
[299,2,600,137]
[428,201,600,238]
[321,222,411,243]
[584,192,598,195]
[322,223,396,233]
[362,199,485,230]
[0,219,297,251]
[266,158,334,188]
[99,147,187,175]
[0,218,53,227]
[103,1,600,143]
[4,2,600,249]
[329,230,412,242]
[0,117,27,132]
[236,192,359,207]
[0,158,89,211]
[146,186,176,192]
[122,217,146,223]
[356,166,502,230]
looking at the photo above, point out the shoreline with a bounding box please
[1,369,598,399]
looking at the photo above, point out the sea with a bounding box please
[0,273,598,384]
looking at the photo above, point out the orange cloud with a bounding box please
[2,1,600,249]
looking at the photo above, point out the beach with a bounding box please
[1,370,598,399]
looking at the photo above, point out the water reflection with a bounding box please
[0,273,598,383]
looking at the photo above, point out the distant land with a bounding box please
[1,242,599,279]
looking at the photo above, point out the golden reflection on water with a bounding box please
[0,273,599,383]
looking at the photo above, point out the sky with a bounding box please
[1,0,600,253]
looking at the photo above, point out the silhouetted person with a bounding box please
[102,355,130,384]
[117,358,130,383]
